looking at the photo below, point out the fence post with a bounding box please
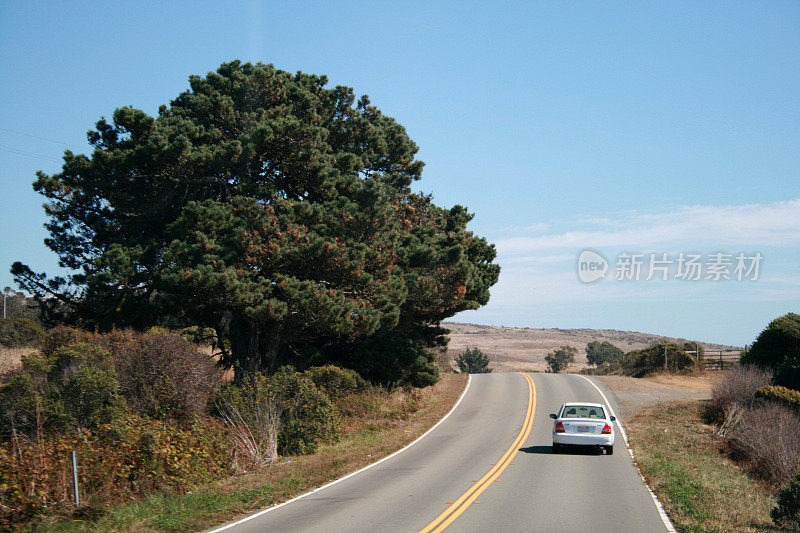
[71,451,80,508]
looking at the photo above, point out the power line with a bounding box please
[0,145,62,163]
[0,127,85,150]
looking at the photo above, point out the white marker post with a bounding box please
[71,451,80,508]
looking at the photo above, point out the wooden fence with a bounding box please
[701,349,742,371]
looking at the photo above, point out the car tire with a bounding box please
[605,445,613,455]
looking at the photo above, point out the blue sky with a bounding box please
[1,1,798,346]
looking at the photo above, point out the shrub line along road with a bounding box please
[207,373,672,532]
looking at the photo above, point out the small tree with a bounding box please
[456,347,492,373]
[585,341,624,366]
[546,346,577,373]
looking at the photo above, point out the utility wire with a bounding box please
[0,145,62,163]
[0,127,85,150]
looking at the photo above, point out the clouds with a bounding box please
[458,198,800,343]
[496,199,800,254]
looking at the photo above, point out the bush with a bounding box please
[585,341,624,366]
[0,415,232,527]
[706,365,772,423]
[546,346,576,373]
[215,372,282,468]
[0,343,126,438]
[621,342,697,377]
[456,347,493,373]
[93,331,219,425]
[772,472,800,529]
[304,365,369,398]
[39,326,93,360]
[727,403,800,487]
[215,367,340,462]
[273,367,340,455]
[0,318,45,348]
[741,312,800,371]
[756,385,800,416]
[775,355,800,391]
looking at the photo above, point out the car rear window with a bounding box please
[561,405,605,419]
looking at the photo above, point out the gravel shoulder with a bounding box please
[594,372,714,420]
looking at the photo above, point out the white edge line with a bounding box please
[205,374,473,533]
[578,375,677,533]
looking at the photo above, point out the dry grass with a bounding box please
[628,400,778,532]
[728,403,800,488]
[40,372,468,532]
[443,321,740,373]
[707,365,773,423]
[0,346,34,375]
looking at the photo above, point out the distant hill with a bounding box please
[442,322,741,373]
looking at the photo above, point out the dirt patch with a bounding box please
[595,372,713,420]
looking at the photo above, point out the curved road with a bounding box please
[209,373,671,532]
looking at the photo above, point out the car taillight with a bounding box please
[555,422,565,433]
[602,423,612,434]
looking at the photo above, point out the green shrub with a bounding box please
[756,385,800,415]
[775,355,800,391]
[0,318,45,348]
[772,471,800,529]
[272,367,340,455]
[742,312,800,370]
[0,373,51,437]
[0,343,126,438]
[456,347,493,373]
[546,346,576,373]
[215,368,340,460]
[621,343,696,377]
[40,326,93,358]
[585,341,624,366]
[304,365,369,398]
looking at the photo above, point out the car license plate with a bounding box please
[577,426,590,433]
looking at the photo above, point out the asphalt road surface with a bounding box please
[209,373,671,533]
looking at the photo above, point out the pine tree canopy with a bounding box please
[12,60,500,385]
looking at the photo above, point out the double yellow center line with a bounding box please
[419,372,537,533]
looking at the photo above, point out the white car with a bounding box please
[550,402,616,455]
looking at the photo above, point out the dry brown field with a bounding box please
[442,321,740,373]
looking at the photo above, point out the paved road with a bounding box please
[209,373,670,533]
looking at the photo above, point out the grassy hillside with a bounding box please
[443,322,740,372]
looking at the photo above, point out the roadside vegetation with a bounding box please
[545,345,576,373]
[629,312,800,530]
[455,347,492,373]
[629,400,777,532]
[582,340,702,377]
[0,322,468,530]
[1,61,496,530]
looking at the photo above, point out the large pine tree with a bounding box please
[13,61,499,384]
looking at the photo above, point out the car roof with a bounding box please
[562,402,604,407]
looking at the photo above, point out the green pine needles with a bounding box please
[12,61,499,386]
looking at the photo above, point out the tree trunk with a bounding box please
[220,311,284,382]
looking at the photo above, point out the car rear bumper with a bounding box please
[553,433,614,446]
